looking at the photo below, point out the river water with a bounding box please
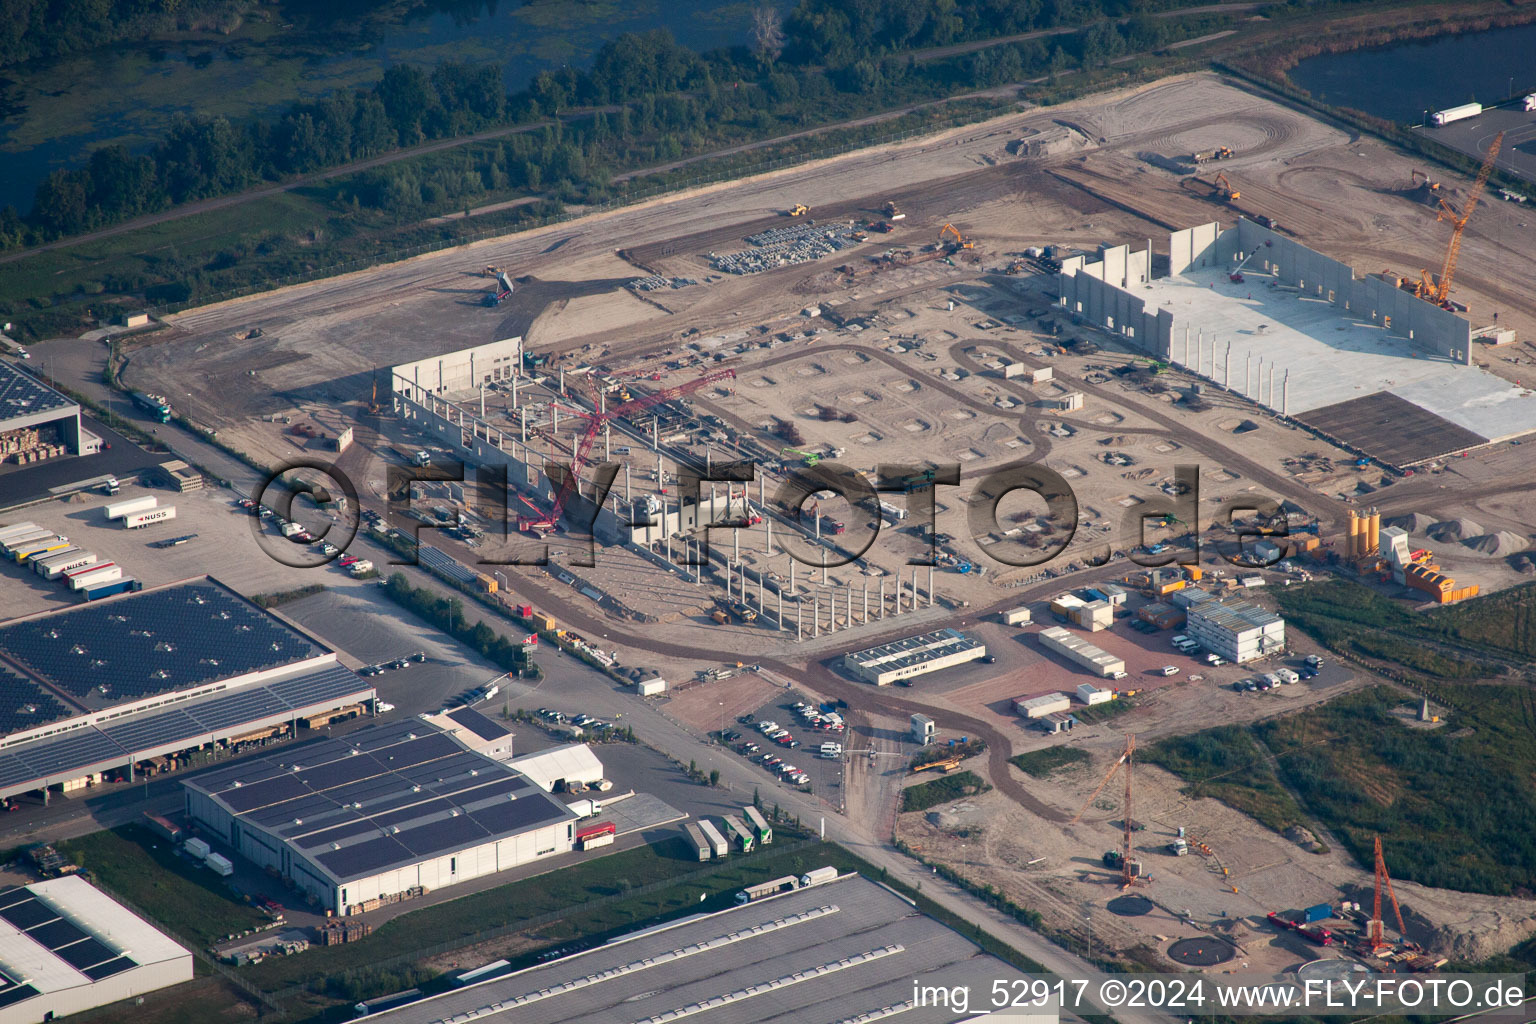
[1288,22,1536,125]
[0,0,763,212]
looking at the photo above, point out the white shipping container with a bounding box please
[104,495,157,519]
[124,506,176,529]
[1431,102,1482,126]
[205,853,234,876]
[636,676,666,696]
[68,564,122,590]
[184,838,211,860]
[877,500,908,521]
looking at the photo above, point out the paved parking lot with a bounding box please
[728,691,847,803]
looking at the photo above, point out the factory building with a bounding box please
[0,577,374,803]
[0,876,192,1024]
[1185,599,1285,664]
[357,874,1036,1024]
[390,338,523,399]
[842,628,986,685]
[1036,626,1126,677]
[0,361,96,464]
[183,719,578,916]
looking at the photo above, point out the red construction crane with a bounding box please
[1367,834,1409,951]
[1070,733,1142,888]
[517,368,736,534]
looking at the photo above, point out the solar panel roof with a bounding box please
[0,579,327,710]
[0,361,73,423]
[188,723,576,885]
[445,706,511,742]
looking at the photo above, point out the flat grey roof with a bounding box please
[371,874,1030,1024]
[1148,262,1536,446]
[186,720,575,886]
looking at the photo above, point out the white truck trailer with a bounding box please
[1432,102,1482,126]
[104,495,157,520]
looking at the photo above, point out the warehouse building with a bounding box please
[0,875,192,1024]
[1014,692,1071,718]
[1185,599,1285,664]
[1036,626,1126,677]
[0,577,375,803]
[391,338,523,400]
[842,628,986,685]
[358,873,1039,1024]
[0,361,97,464]
[183,719,578,916]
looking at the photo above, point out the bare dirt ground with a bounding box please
[80,71,1536,970]
[897,749,1536,971]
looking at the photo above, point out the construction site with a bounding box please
[50,71,1536,977]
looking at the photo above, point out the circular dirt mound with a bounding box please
[1107,895,1155,917]
[1168,937,1237,967]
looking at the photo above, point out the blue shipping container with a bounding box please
[1302,903,1332,923]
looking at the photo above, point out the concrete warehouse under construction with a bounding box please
[1057,219,1536,466]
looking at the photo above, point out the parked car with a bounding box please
[1156,666,1179,677]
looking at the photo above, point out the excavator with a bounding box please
[1213,173,1240,202]
[939,223,974,251]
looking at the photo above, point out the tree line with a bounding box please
[0,0,1255,252]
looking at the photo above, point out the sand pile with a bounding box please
[1387,512,1435,535]
[1428,518,1483,542]
[1466,531,1527,557]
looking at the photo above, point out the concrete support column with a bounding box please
[777,589,784,631]
[928,567,935,607]
[812,597,820,638]
[878,578,885,618]
[863,584,869,622]
[796,602,802,641]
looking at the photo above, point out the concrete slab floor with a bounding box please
[1147,265,1536,440]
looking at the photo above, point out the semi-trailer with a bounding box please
[720,814,755,853]
[0,522,40,544]
[31,546,82,575]
[124,506,176,529]
[11,536,69,563]
[104,495,157,520]
[1,528,55,555]
[743,805,773,845]
[131,391,172,423]
[734,875,799,904]
[1431,103,1482,126]
[684,822,712,861]
[696,819,729,858]
[81,577,142,601]
[68,564,122,590]
[63,561,114,586]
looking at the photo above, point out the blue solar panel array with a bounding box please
[0,580,324,707]
[0,666,71,734]
[187,720,574,884]
[0,666,373,796]
[0,886,136,982]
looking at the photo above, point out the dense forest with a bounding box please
[0,0,1244,251]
